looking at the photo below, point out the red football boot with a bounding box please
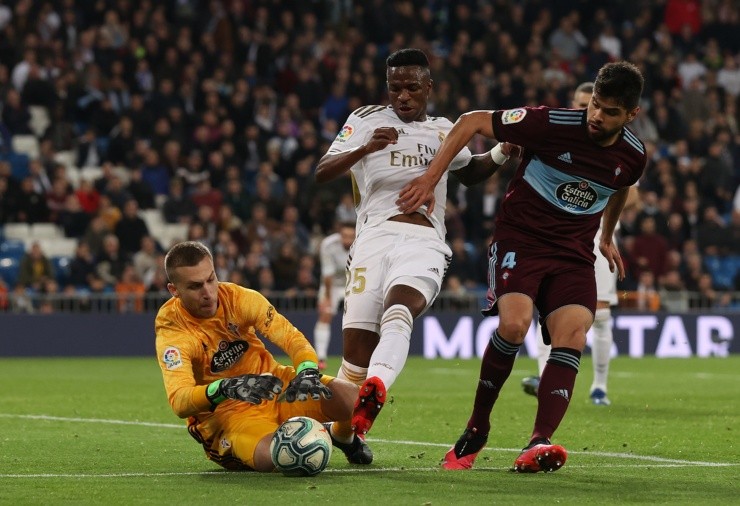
[351,376,386,436]
[512,438,568,473]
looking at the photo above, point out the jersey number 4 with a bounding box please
[501,252,517,269]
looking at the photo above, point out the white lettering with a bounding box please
[614,315,658,357]
[696,316,733,357]
[655,316,692,357]
[423,316,473,359]
[476,316,500,356]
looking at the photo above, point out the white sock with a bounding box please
[590,307,613,393]
[337,358,367,386]
[313,321,331,360]
[367,304,413,390]
[536,324,551,377]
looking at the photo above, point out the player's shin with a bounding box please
[338,359,368,386]
[367,304,413,389]
[313,321,331,361]
[590,307,613,393]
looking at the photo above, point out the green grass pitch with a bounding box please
[0,355,738,505]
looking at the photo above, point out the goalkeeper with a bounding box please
[155,241,372,472]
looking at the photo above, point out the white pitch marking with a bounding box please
[0,413,734,471]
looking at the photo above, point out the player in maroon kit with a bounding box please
[398,61,646,473]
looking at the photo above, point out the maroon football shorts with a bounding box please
[482,237,597,321]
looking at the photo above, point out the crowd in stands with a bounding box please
[0,0,738,313]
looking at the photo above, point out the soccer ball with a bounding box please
[270,416,332,477]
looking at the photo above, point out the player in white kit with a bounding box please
[520,82,641,405]
[315,48,510,443]
[313,221,356,371]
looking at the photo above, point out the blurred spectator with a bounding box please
[96,233,128,286]
[106,115,136,166]
[628,215,671,281]
[115,198,149,256]
[103,174,133,210]
[696,206,729,256]
[2,88,32,135]
[15,177,50,223]
[132,235,161,287]
[162,178,196,224]
[0,175,18,223]
[190,178,223,219]
[116,264,146,313]
[223,177,252,222]
[334,192,356,224]
[59,193,91,238]
[446,238,480,290]
[126,167,156,210]
[139,148,170,198]
[69,242,97,289]
[18,242,54,292]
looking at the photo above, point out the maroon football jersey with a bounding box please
[491,106,646,263]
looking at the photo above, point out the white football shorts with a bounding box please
[318,282,345,315]
[342,220,451,334]
[593,227,618,305]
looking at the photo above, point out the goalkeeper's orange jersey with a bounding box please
[155,282,318,419]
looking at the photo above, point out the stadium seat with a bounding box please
[32,237,77,258]
[64,165,81,189]
[0,239,26,260]
[11,134,40,160]
[28,105,51,137]
[79,166,103,183]
[53,150,76,169]
[51,256,72,286]
[3,152,30,179]
[0,256,20,287]
[30,223,65,240]
[3,223,30,240]
[140,208,165,232]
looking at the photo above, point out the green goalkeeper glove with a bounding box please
[207,373,283,405]
[278,361,332,402]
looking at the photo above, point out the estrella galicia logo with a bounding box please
[556,181,597,212]
[211,340,248,372]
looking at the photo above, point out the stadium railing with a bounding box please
[0,289,737,314]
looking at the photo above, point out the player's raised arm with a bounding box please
[315,126,398,183]
[398,110,495,214]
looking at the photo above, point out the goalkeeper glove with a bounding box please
[278,361,332,402]
[206,373,283,405]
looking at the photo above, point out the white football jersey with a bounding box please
[319,232,350,287]
[327,105,472,241]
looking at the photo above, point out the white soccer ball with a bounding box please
[270,416,332,477]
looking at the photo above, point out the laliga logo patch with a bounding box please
[556,181,597,212]
[502,108,526,124]
[163,346,183,370]
[336,124,354,141]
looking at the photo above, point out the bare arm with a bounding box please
[453,142,522,187]
[398,111,496,213]
[315,127,398,184]
[599,186,630,280]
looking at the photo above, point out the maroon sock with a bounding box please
[467,330,520,435]
[531,347,581,442]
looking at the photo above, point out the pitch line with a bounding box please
[1,461,738,479]
[0,413,734,469]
